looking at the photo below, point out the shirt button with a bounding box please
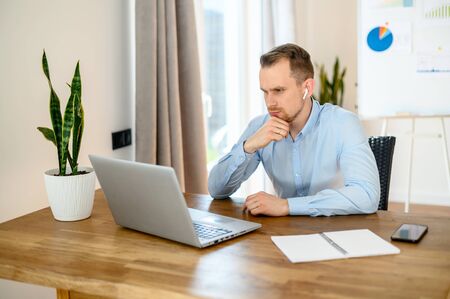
[295,173,300,177]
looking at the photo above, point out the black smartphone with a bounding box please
[391,223,428,243]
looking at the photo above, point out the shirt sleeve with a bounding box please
[208,117,264,199]
[287,112,381,216]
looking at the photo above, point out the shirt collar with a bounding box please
[297,98,320,138]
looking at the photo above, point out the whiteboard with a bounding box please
[358,0,450,118]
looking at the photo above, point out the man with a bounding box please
[208,43,380,217]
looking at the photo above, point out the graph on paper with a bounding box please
[367,26,394,52]
[369,0,414,9]
[423,0,450,19]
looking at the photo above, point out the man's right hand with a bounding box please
[243,117,290,153]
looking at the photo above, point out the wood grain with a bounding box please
[0,190,449,299]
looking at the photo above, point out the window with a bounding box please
[198,0,242,170]
[197,0,273,196]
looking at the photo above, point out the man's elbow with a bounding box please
[367,199,379,214]
[208,189,228,199]
[207,180,219,198]
[363,185,380,214]
[207,180,229,199]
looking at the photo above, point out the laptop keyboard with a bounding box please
[193,223,232,239]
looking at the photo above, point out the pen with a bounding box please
[319,232,348,255]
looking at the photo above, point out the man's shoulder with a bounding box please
[318,103,360,127]
[317,103,366,146]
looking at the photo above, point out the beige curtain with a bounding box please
[135,0,208,193]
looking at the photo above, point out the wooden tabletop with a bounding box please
[0,190,449,299]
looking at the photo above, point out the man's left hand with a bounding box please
[243,191,289,216]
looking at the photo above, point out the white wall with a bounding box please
[0,0,135,297]
[295,0,450,207]
[295,0,358,112]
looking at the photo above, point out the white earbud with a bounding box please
[302,88,309,100]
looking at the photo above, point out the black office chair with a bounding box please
[368,136,396,211]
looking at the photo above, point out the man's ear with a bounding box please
[304,78,315,98]
[303,88,308,100]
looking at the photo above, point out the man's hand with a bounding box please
[243,191,289,216]
[243,117,289,153]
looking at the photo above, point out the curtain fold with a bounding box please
[136,0,208,193]
[262,0,297,52]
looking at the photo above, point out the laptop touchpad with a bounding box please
[200,216,234,224]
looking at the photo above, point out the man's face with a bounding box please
[259,58,307,123]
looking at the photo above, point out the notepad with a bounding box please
[271,229,400,263]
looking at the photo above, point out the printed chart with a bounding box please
[367,26,393,52]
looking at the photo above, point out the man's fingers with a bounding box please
[250,205,263,215]
[269,122,289,133]
[271,132,285,141]
[267,120,289,137]
[244,195,257,211]
[245,194,258,202]
[271,127,288,138]
[245,198,259,207]
[270,116,289,127]
[243,202,259,214]
[246,201,262,215]
[247,201,259,211]
[244,194,264,212]
[275,123,290,132]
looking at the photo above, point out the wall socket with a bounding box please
[112,129,132,150]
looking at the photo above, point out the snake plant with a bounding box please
[37,50,84,176]
[316,57,346,107]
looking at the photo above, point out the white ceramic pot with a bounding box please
[44,167,96,221]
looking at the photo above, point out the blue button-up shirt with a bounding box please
[208,100,380,216]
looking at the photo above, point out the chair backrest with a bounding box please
[368,136,396,211]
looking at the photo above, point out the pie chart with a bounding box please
[367,26,393,52]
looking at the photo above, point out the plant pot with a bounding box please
[44,167,96,221]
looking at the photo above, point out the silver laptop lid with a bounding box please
[89,155,201,247]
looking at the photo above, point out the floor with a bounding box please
[388,202,450,217]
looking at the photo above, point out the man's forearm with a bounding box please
[208,141,260,198]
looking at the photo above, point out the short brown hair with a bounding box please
[260,43,314,84]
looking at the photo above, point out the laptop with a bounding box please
[89,155,261,248]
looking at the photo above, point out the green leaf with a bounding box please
[72,95,84,174]
[317,57,346,107]
[333,57,340,80]
[60,91,75,175]
[37,127,56,146]
[37,126,76,171]
[42,50,64,175]
[67,150,75,172]
[42,50,50,80]
[71,61,81,97]
[71,62,83,174]
[339,78,345,107]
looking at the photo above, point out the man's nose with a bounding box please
[266,94,276,107]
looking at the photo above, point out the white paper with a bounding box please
[271,229,400,263]
[271,234,343,263]
[324,229,401,258]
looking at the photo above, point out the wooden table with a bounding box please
[0,190,449,299]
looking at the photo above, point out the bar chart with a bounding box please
[424,1,450,19]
